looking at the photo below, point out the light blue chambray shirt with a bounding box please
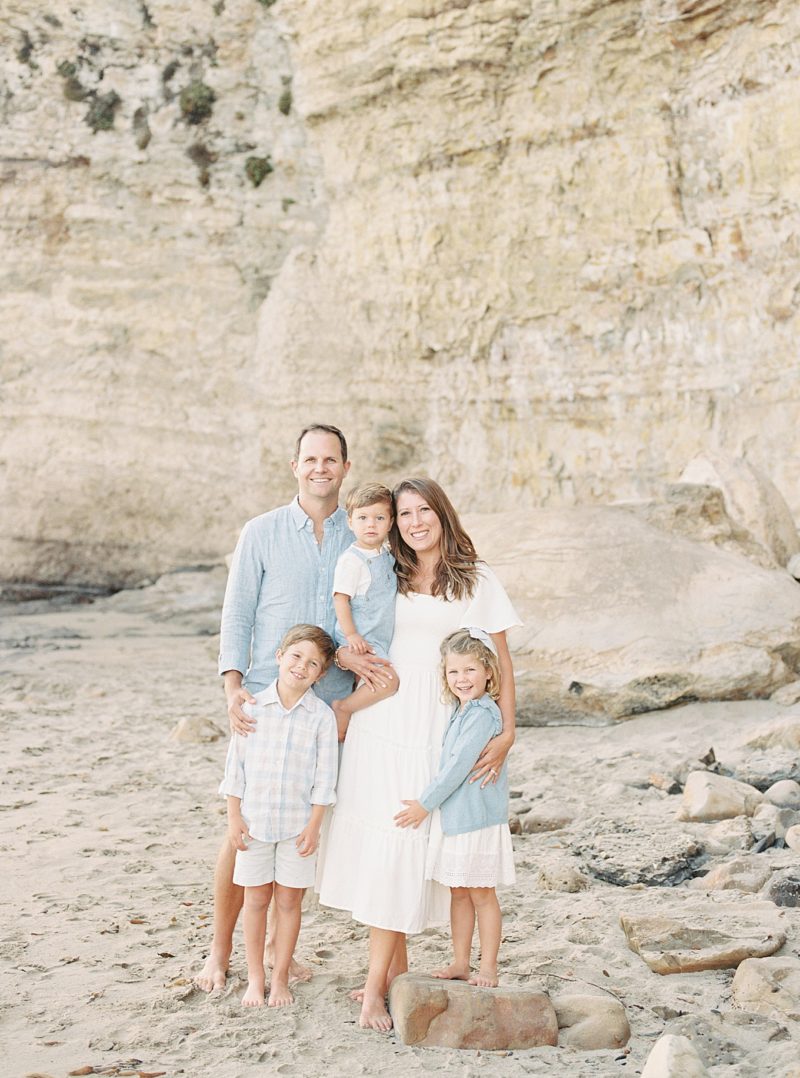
[217,497,354,703]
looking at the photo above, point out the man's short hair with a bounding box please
[294,424,348,462]
[345,482,393,515]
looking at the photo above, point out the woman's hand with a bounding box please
[337,646,395,692]
[469,730,514,788]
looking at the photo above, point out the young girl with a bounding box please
[394,627,515,988]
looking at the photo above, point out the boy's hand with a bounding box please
[394,800,429,829]
[227,813,251,851]
[346,632,370,656]
[296,823,321,857]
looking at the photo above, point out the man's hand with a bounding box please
[227,812,251,852]
[469,731,514,787]
[337,647,395,692]
[394,800,429,829]
[296,823,321,857]
[346,632,370,655]
[224,671,257,736]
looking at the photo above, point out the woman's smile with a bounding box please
[395,491,442,554]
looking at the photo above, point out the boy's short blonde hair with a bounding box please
[439,628,501,702]
[345,482,393,515]
[279,624,336,670]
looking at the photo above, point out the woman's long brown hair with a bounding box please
[390,478,479,601]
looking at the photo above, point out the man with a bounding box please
[196,424,391,991]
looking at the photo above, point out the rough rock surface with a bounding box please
[680,453,800,567]
[640,1033,709,1077]
[744,717,800,751]
[764,869,800,908]
[387,974,558,1049]
[688,857,772,895]
[731,956,800,1023]
[620,911,786,974]
[4,3,800,589]
[466,508,800,724]
[576,819,705,887]
[551,991,630,1050]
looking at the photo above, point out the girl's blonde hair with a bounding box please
[391,477,478,601]
[440,628,501,703]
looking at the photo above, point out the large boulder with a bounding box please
[678,772,763,822]
[466,508,800,724]
[680,453,800,567]
[387,974,558,1049]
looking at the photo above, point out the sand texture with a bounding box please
[2,585,799,1077]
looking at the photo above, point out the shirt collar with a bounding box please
[261,679,318,715]
[289,495,347,532]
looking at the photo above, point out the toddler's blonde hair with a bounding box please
[440,628,501,703]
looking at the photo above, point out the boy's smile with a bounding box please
[276,640,326,702]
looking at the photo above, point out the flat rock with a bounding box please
[688,857,772,894]
[551,991,630,1050]
[387,974,558,1049]
[731,956,800,1023]
[641,1033,709,1077]
[679,771,763,821]
[575,819,704,887]
[620,911,786,974]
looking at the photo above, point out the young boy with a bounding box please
[219,624,338,1007]
[331,482,399,740]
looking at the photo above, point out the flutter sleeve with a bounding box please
[460,564,522,634]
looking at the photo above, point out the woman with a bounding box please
[317,478,520,1031]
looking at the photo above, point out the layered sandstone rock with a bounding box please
[2,2,800,588]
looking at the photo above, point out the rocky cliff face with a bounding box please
[2,1,799,586]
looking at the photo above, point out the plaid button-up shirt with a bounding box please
[218,681,338,842]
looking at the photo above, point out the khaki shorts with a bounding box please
[233,835,316,889]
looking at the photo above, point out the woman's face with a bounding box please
[395,490,443,556]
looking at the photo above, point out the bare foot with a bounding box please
[268,975,294,1007]
[469,967,499,988]
[431,962,470,981]
[359,994,393,1032]
[266,943,312,983]
[332,699,351,742]
[242,979,266,1007]
[195,951,228,992]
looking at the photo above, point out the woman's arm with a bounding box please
[470,630,515,785]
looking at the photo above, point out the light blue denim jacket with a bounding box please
[217,497,354,704]
[419,694,509,837]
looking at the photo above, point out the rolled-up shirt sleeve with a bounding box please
[309,713,338,806]
[218,519,263,677]
[218,730,247,799]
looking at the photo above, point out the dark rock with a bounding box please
[764,869,800,907]
[575,819,705,886]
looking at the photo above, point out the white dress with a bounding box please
[316,566,520,934]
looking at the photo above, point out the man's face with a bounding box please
[291,431,350,503]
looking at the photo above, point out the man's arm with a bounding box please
[218,519,262,734]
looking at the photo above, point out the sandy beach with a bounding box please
[2,577,798,1077]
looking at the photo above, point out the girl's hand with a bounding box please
[346,632,370,655]
[227,814,251,852]
[394,800,429,829]
[470,731,514,788]
[338,646,395,691]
